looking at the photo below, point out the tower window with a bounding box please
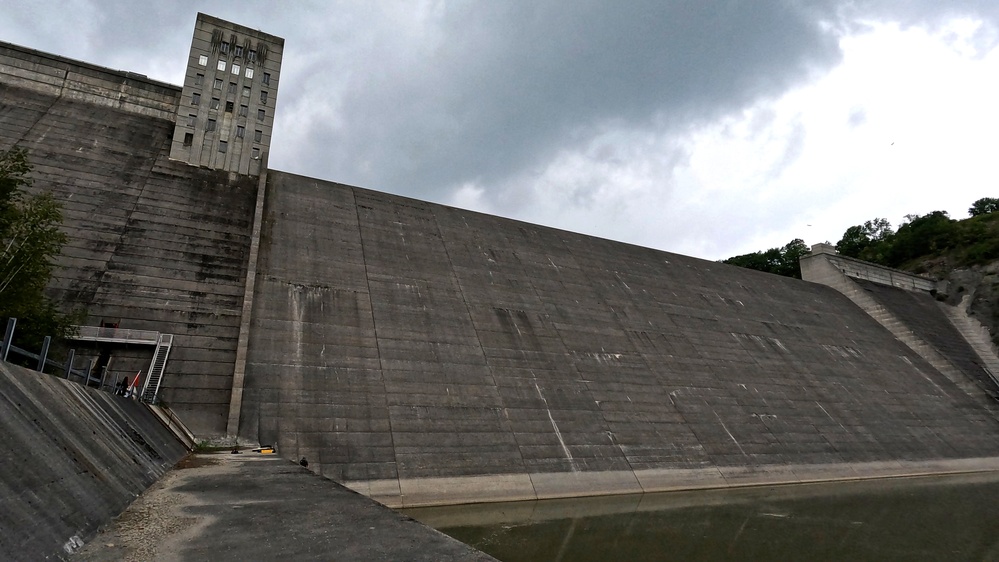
[228,82,237,94]
[247,50,257,62]
[234,45,243,57]
[183,132,194,146]
[191,92,200,105]
[254,129,262,142]
[206,119,217,132]
[225,101,234,113]
[260,91,268,104]
[194,73,204,85]
[236,125,245,138]
[245,68,254,79]
[213,78,223,90]
[198,54,208,66]
[187,114,196,127]
[220,41,230,54]
[242,86,251,98]
[219,140,228,153]
[252,147,260,158]
[217,60,226,71]
[262,72,271,85]
[257,109,265,121]
[210,98,221,110]
[232,64,241,75]
[239,104,248,117]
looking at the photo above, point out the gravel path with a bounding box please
[73,454,495,561]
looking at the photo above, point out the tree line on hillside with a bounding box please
[723,197,999,279]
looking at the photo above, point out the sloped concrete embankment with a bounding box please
[240,173,999,507]
[0,362,187,561]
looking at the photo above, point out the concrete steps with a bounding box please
[815,267,999,409]
[940,298,999,389]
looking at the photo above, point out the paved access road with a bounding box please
[75,453,496,561]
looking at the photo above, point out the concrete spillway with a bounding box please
[4,40,999,508]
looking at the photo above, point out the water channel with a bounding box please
[404,472,999,561]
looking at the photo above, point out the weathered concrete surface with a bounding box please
[7,37,999,509]
[74,454,496,562]
[0,363,187,561]
[240,172,999,505]
[0,41,179,120]
[1,47,259,436]
[801,248,999,407]
[854,278,999,396]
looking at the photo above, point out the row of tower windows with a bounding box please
[190,93,267,120]
[185,114,264,141]
[181,132,261,159]
[192,76,269,104]
[196,55,271,85]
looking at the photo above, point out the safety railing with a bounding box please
[70,325,160,345]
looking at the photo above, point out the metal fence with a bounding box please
[0,317,126,393]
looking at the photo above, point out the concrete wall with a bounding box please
[0,363,187,560]
[240,173,999,506]
[0,41,178,120]
[802,243,938,292]
[1,45,259,436]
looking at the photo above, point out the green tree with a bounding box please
[723,238,810,279]
[835,218,893,262]
[0,146,78,347]
[885,211,955,267]
[969,197,999,217]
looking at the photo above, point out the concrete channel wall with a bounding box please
[0,362,187,561]
[1,42,259,436]
[239,172,999,507]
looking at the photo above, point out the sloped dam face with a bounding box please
[5,40,999,508]
[239,169,999,505]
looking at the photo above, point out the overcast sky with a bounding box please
[4,1,999,260]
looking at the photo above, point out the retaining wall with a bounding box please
[0,363,187,560]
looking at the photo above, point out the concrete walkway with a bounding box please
[74,453,496,561]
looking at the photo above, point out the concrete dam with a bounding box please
[4,35,999,508]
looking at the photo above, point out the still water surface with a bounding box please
[405,472,999,561]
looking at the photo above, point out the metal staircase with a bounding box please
[140,334,173,404]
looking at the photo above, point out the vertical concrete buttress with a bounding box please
[227,155,269,440]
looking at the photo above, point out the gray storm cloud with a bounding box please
[286,1,842,205]
[4,0,999,259]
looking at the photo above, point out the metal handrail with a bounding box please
[71,326,160,345]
